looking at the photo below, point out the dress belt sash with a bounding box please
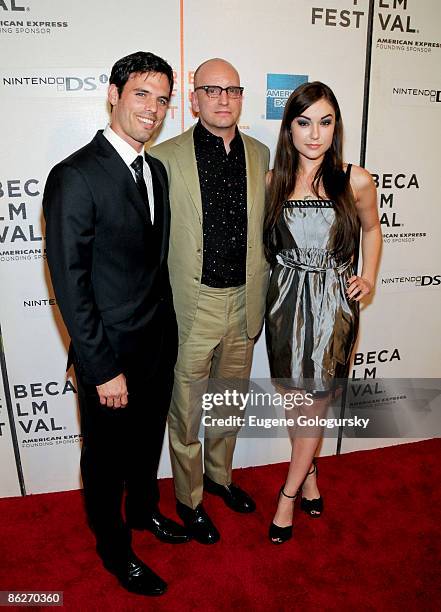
[277,251,352,275]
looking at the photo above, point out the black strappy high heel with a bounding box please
[300,460,323,518]
[269,487,298,544]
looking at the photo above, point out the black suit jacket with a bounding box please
[43,130,177,386]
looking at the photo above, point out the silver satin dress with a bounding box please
[265,199,359,392]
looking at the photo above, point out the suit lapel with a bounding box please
[145,154,168,263]
[145,155,164,229]
[92,131,150,224]
[162,126,258,222]
[174,126,203,220]
[243,133,258,218]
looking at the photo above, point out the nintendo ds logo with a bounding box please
[266,74,308,120]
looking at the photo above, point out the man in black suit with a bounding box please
[43,51,189,597]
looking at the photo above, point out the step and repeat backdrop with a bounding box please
[0,0,440,496]
[341,0,441,452]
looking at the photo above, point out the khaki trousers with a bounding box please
[168,284,254,508]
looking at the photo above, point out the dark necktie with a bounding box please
[131,155,152,224]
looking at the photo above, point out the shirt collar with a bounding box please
[103,124,144,168]
[194,120,242,150]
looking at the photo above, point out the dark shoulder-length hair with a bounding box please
[265,81,359,262]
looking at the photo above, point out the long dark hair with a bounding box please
[265,81,359,261]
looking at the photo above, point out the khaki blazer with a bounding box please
[151,125,270,344]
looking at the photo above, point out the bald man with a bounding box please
[151,59,269,544]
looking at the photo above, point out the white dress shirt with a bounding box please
[103,124,155,223]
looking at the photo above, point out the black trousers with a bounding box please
[75,355,174,568]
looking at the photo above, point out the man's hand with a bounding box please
[96,373,128,409]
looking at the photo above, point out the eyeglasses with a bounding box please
[194,85,244,99]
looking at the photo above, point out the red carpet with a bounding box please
[1,439,440,611]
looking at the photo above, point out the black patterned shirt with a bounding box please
[194,121,247,287]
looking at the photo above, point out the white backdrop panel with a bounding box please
[183,0,369,465]
[340,0,441,453]
[0,0,181,495]
[0,365,21,497]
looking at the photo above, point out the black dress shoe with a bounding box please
[203,475,256,513]
[128,510,190,544]
[176,501,220,544]
[104,552,167,596]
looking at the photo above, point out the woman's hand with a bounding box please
[346,275,373,301]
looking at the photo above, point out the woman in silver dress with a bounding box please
[265,82,381,543]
